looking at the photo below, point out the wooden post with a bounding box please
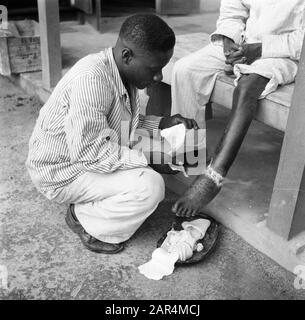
[267,35,305,240]
[0,5,8,30]
[0,38,11,75]
[73,0,102,32]
[37,0,62,89]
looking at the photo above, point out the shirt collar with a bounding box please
[104,47,129,98]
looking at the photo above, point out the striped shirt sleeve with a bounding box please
[65,74,148,173]
[138,113,162,135]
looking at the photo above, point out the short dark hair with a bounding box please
[119,14,175,52]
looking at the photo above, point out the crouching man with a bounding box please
[26,14,198,254]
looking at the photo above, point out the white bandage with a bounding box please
[205,165,224,188]
[138,219,211,280]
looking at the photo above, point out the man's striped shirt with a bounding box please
[26,48,161,193]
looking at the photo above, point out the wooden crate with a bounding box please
[0,20,41,75]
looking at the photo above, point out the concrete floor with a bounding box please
[1,75,305,300]
[1,13,305,300]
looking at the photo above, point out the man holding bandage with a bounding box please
[26,14,198,254]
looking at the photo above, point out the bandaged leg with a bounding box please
[172,48,297,217]
[173,74,269,217]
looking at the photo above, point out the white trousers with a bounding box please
[52,167,165,244]
[171,44,298,122]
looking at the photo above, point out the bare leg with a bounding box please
[173,73,269,217]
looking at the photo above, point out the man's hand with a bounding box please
[158,114,201,168]
[223,36,241,58]
[225,42,262,66]
[222,36,243,74]
[159,114,199,130]
[149,163,179,175]
[148,150,181,175]
[240,43,262,65]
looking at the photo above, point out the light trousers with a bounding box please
[171,44,298,122]
[53,167,165,244]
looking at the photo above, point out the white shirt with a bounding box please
[211,0,305,61]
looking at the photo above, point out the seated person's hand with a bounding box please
[223,36,241,58]
[224,40,262,68]
[159,114,199,130]
[240,43,262,65]
[222,36,243,75]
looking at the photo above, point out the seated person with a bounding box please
[171,0,305,217]
[26,14,198,254]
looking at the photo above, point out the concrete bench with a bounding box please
[149,32,305,241]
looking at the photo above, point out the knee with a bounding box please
[234,74,268,101]
[139,169,165,208]
[234,76,255,99]
[233,75,261,113]
[172,56,194,81]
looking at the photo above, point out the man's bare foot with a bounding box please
[172,175,221,217]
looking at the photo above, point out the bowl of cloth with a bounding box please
[157,213,220,265]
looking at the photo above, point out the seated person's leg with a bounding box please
[173,73,269,217]
[61,167,165,253]
[171,44,226,128]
